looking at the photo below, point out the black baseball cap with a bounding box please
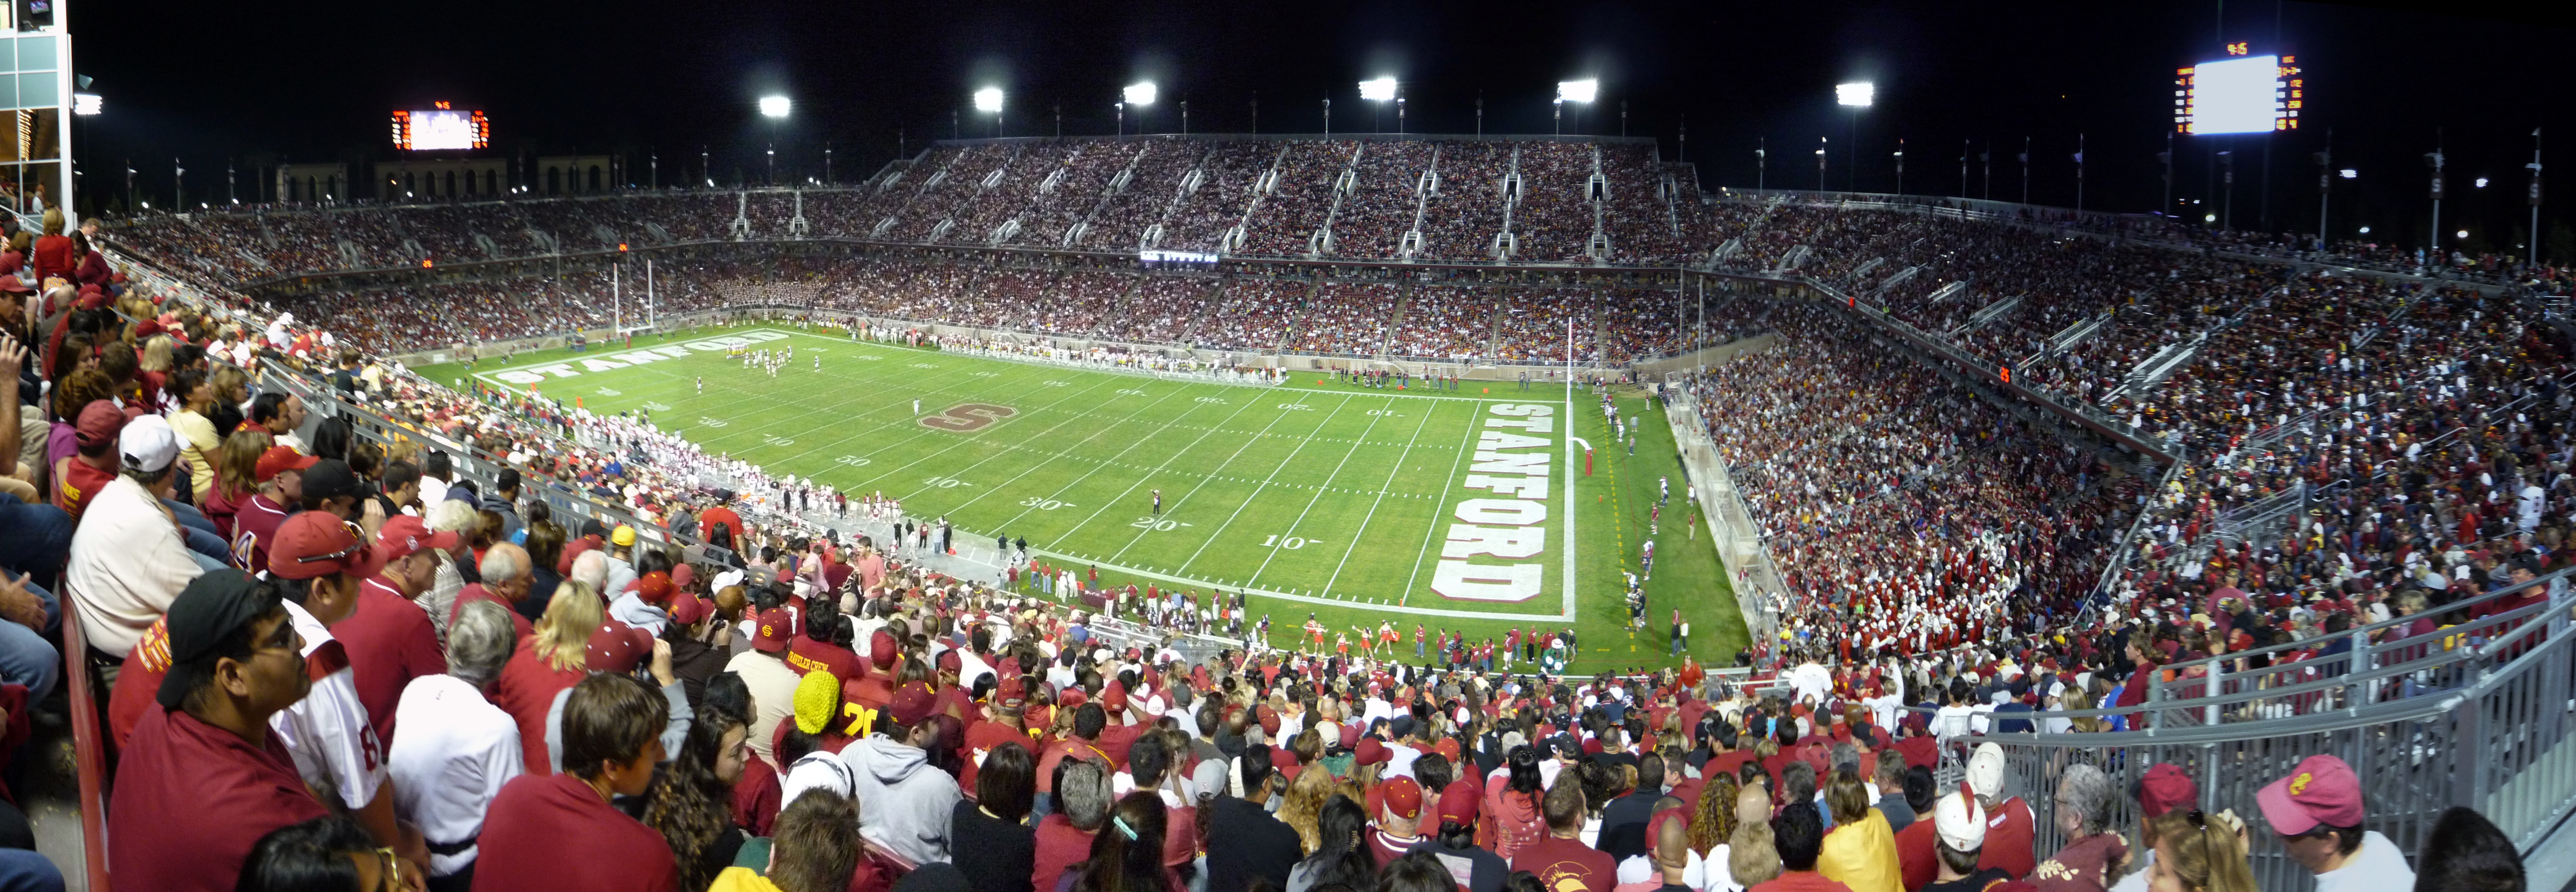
[157,570,285,710]
[302,460,361,502]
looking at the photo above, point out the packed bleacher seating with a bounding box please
[1284,280,1398,354]
[1326,142,1433,260]
[1510,141,1599,263]
[24,152,2576,892]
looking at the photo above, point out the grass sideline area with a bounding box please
[417,323,1748,672]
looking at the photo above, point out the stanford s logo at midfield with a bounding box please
[921,403,1018,432]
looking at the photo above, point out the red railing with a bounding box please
[61,605,112,892]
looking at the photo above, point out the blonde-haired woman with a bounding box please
[489,580,603,774]
[2146,808,2259,892]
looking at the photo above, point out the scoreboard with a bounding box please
[2175,47,2301,135]
[392,102,491,151]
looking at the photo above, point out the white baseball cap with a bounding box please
[120,414,179,474]
[1966,742,2008,798]
[1934,789,1987,851]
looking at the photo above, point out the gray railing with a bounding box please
[1946,565,2576,892]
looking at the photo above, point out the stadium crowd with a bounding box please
[6,132,2568,892]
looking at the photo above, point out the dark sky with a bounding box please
[74,0,2576,254]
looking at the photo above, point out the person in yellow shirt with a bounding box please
[166,368,224,502]
[1815,767,1901,892]
[708,789,864,892]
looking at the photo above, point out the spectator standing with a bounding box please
[475,673,680,892]
[1289,795,1380,892]
[2411,806,2525,892]
[951,741,1039,892]
[727,606,804,771]
[108,571,333,892]
[2257,755,2414,892]
[1816,768,1900,892]
[489,580,602,774]
[1035,760,1113,892]
[387,599,523,889]
[1510,778,1616,892]
[1209,744,1304,892]
[266,510,418,863]
[2032,764,2127,892]
[2143,809,2256,892]
[1917,791,2019,892]
[1748,804,1853,892]
[706,789,862,892]
[337,514,453,746]
[1965,744,2035,880]
[846,683,962,865]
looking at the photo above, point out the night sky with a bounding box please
[73,0,2576,255]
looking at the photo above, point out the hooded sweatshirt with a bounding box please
[846,733,962,866]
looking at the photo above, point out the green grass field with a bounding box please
[418,324,1746,672]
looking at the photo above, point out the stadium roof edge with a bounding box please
[924,132,1664,148]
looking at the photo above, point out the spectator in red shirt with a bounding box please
[1035,759,1113,892]
[1509,777,1616,892]
[335,515,453,746]
[234,446,314,572]
[475,672,680,892]
[109,570,334,892]
[28,209,71,285]
[488,579,604,774]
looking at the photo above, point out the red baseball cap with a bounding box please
[1435,781,1480,828]
[269,512,383,581]
[870,630,899,670]
[888,683,939,726]
[635,571,675,606]
[255,446,318,482]
[585,622,654,673]
[74,400,125,451]
[374,515,459,563]
[1354,737,1389,766]
[667,594,714,626]
[1377,775,1423,820]
[750,608,795,653]
[997,677,1028,709]
[2138,763,2198,819]
[2258,755,2363,836]
[1433,738,1461,762]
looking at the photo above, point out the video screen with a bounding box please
[406,109,481,150]
[2187,55,2281,135]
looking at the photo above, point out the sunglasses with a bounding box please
[294,520,370,567]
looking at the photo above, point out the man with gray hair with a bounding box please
[1034,759,1114,891]
[454,542,535,640]
[2029,763,2127,891]
[421,498,480,641]
[388,599,524,887]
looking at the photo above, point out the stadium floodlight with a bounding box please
[759,96,792,118]
[72,93,102,116]
[2339,168,2358,179]
[974,88,1004,114]
[1359,77,1397,102]
[1835,82,1874,107]
[1124,82,1158,107]
[2359,226,2371,234]
[2457,229,2469,238]
[1556,79,1598,104]
[2475,176,2488,188]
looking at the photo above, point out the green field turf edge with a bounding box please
[416,323,1749,672]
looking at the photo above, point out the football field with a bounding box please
[419,324,1747,671]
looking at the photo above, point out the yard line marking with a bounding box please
[1101,395,1335,564]
[1051,395,1268,542]
[829,369,1131,493]
[1319,398,1445,599]
[1172,393,1358,574]
[1398,396,1493,606]
[941,383,1205,516]
[1242,399,1391,588]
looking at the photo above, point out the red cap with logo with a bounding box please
[374,515,459,563]
[888,683,939,726]
[751,608,795,653]
[667,594,714,626]
[1377,775,1423,820]
[1354,737,1389,766]
[2138,763,2199,819]
[270,512,383,581]
[635,571,675,606]
[2257,755,2363,836]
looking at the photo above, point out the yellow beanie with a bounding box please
[793,669,839,735]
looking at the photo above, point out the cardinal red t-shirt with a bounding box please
[109,707,332,892]
[475,772,680,892]
[1510,833,1616,892]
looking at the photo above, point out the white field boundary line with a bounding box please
[1171,393,1360,576]
[1043,394,1271,546]
[1319,399,1445,599]
[1242,396,1397,588]
[1099,395,1330,566]
[932,381,1207,516]
[942,346,1288,389]
[1020,546,1575,622]
[1399,399,1492,605]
